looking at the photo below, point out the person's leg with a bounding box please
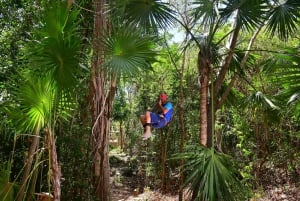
[142,111,152,140]
[140,114,146,125]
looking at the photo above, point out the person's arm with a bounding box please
[158,100,169,114]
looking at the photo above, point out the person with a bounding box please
[140,93,173,140]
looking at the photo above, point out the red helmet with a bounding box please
[160,93,168,101]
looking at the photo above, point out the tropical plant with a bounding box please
[272,47,300,116]
[173,0,300,199]
[5,1,81,201]
[188,0,300,147]
[173,145,247,201]
[0,162,15,201]
[88,0,176,200]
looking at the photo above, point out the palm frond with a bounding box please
[27,2,81,89]
[191,0,218,28]
[16,74,55,132]
[111,0,176,33]
[272,49,300,95]
[244,91,279,110]
[265,0,300,41]
[271,48,300,116]
[220,0,268,32]
[242,91,281,123]
[7,72,74,133]
[229,49,257,75]
[103,26,157,76]
[174,145,247,201]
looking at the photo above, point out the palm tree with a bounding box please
[174,145,247,201]
[8,2,81,201]
[174,0,300,200]
[187,0,299,149]
[12,74,57,201]
[273,47,300,115]
[89,0,175,200]
[242,91,280,177]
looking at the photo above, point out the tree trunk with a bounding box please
[16,133,40,201]
[192,49,211,201]
[178,33,187,201]
[90,0,113,200]
[119,121,124,150]
[45,128,61,201]
[198,50,210,147]
[160,130,168,192]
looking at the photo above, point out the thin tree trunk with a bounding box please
[119,121,123,150]
[45,128,61,201]
[191,49,211,201]
[26,150,42,201]
[198,49,210,146]
[214,26,240,100]
[16,133,40,201]
[160,130,167,192]
[217,25,262,109]
[178,33,188,201]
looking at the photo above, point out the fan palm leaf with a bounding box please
[27,2,81,89]
[8,72,75,133]
[243,91,279,109]
[242,91,281,123]
[9,74,55,133]
[103,26,157,76]
[191,0,218,28]
[110,0,176,32]
[270,47,300,115]
[273,48,300,97]
[173,145,246,201]
[265,0,300,41]
[220,0,267,32]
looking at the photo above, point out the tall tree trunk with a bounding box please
[90,0,114,200]
[178,33,188,201]
[45,128,61,201]
[160,130,168,192]
[16,133,40,201]
[26,150,42,201]
[192,49,210,201]
[198,50,210,147]
[119,121,123,150]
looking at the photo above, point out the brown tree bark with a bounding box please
[45,128,61,201]
[191,49,211,201]
[16,133,40,201]
[198,49,210,147]
[119,121,124,150]
[192,19,241,201]
[90,0,115,200]
[178,35,188,201]
[160,130,168,192]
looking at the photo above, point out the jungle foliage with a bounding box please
[0,0,299,201]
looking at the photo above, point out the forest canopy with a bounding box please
[0,0,300,201]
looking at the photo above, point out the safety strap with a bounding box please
[143,123,151,127]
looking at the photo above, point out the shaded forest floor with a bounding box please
[109,150,300,201]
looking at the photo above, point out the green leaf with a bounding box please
[220,0,268,32]
[265,0,300,41]
[103,26,157,76]
[27,2,81,89]
[111,0,176,33]
[173,145,247,201]
[191,0,217,27]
